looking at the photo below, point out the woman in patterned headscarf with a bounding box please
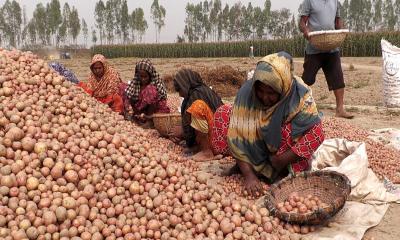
[227,52,324,196]
[170,69,223,157]
[125,59,170,124]
[78,54,125,113]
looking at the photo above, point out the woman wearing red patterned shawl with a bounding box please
[78,54,125,113]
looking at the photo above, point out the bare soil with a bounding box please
[60,56,386,106]
[59,56,399,240]
[60,56,398,129]
[363,204,400,240]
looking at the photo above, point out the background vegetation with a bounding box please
[0,0,399,57]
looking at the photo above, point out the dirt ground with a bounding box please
[60,56,382,101]
[60,56,400,130]
[363,204,400,240]
[60,56,386,106]
[59,56,399,240]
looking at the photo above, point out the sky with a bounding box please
[4,0,305,44]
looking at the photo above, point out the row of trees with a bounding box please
[0,0,21,47]
[183,0,298,42]
[1,0,400,48]
[93,0,167,44]
[0,0,150,48]
[341,0,400,32]
[182,0,400,43]
[93,0,148,45]
[0,0,86,48]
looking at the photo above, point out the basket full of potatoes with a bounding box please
[264,170,351,225]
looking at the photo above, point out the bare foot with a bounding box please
[335,110,354,119]
[243,172,263,197]
[221,164,240,176]
[192,149,214,162]
[184,146,199,154]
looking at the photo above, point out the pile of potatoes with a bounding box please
[1,48,397,240]
[0,49,305,240]
[323,117,400,183]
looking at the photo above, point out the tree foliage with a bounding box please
[92,27,98,45]
[120,0,130,44]
[151,0,166,43]
[1,0,22,47]
[129,8,148,43]
[69,7,81,44]
[82,19,89,47]
[48,0,62,45]
[1,0,399,48]
[94,0,106,45]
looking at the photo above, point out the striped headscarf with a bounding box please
[87,54,122,99]
[174,69,223,147]
[227,52,321,180]
[125,59,167,103]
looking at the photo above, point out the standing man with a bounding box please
[249,46,254,59]
[299,0,353,119]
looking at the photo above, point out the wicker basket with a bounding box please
[264,170,351,225]
[309,29,349,51]
[152,113,182,137]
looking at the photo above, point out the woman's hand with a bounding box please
[270,154,285,172]
[236,160,264,197]
[168,126,183,143]
[168,136,181,143]
[169,126,183,138]
[138,114,153,120]
[144,114,153,120]
[271,150,301,172]
[123,111,132,121]
[133,113,149,122]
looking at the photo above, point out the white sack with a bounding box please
[381,39,400,107]
[302,139,400,240]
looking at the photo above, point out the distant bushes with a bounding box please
[91,31,400,58]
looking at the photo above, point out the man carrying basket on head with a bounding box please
[299,0,353,119]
